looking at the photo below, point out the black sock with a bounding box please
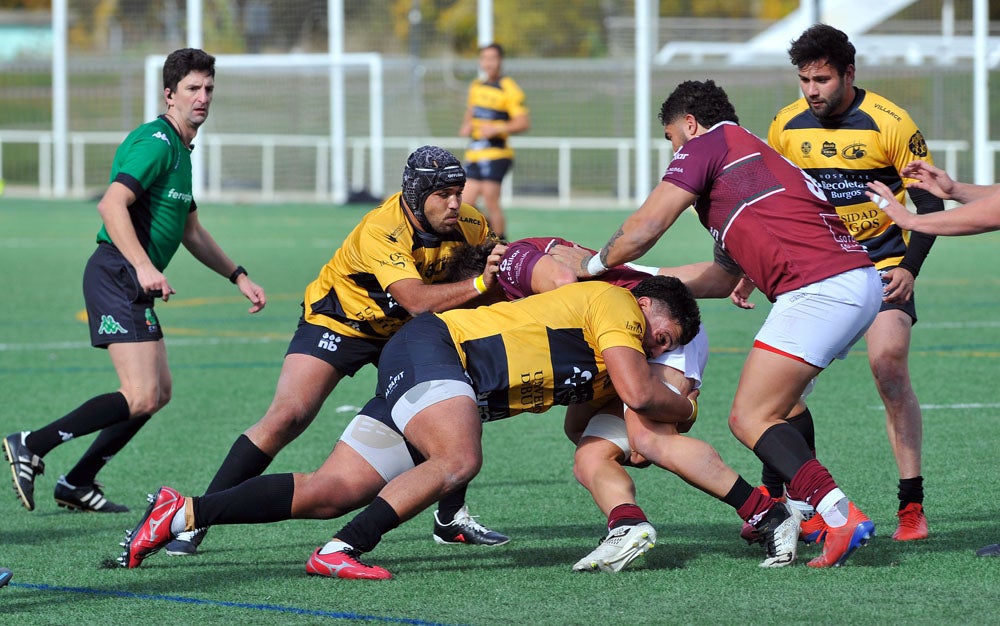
[205,434,274,494]
[786,407,816,453]
[898,476,924,508]
[760,407,816,496]
[64,414,151,486]
[752,423,815,484]
[436,484,468,523]
[25,392,130,457]
[193,473,295,527]
[333,496,401,553]
[722,476,755,510]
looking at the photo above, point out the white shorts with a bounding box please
[649,323,708,389]
[339,413,416,483]
[587,324,710,453]
[755,267,881,368]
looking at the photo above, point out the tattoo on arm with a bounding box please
[602,227,624,266]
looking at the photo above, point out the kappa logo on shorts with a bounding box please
[318,332,342,352]
[98,315,128,335]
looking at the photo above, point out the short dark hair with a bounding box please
[443,241,498,283]
[630,276,701,346]
[480,42,504,57]
[788,24,855,76]
[658,80,739,128]
[163,48,216,94]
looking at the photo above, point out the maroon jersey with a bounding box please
[500,237,650,300]
[663,122,870,301]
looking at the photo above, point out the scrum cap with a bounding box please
[401,145,466,234]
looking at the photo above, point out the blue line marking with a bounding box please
[6,582,462,625]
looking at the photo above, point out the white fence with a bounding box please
[0,129,984,207]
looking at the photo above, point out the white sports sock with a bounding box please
[787,497,816,520]
[170,508,187,535]
[319,540,353,555]
[816,489,849,527]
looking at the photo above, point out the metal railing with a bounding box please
[0,130,983,207]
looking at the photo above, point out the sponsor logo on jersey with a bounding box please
[821,141,837,157]
[167,188,193,203]
[800,141,812,156]
[152,131,171,145]
[318,332,342,352]
[873,103,901,121]
[459,215,482,226]
[908,131,929,157]
[841,142,867,159]
[519,369,546,412]
[98,315,128,335]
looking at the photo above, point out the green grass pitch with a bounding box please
[1,198,998,624]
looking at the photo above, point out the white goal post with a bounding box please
[144,52,385,203]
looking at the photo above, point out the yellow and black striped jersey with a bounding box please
[436,281,645,420]
[769,88,933,268]
[303,192,492,339]
[464,76,528,162]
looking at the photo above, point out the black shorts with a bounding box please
[83,243,163,348]
[877,268,918,324]
[465,158,512,183]
[375,314,468,406]
[285,316,385,376]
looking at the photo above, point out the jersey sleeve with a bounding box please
[362,228,423,290]
[504,77,528,117]
[115,132,174,193]
[585,286,646,356]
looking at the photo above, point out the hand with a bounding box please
[881,266,914,304]
[479,243,508,291]
[729,275,757,309]
[867,181,915,230]
[135,264,175,302]
[548,243,592,278]
[900,159,955,200]
[236,276,267,313]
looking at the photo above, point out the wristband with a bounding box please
[687,397,699,422]
[473,274,488,295]
[229,265,248,284]
[586,253,608,277]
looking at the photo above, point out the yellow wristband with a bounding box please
[687,397,698,422]
[473,274,488,295]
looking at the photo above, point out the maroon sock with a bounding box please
[607,503,647,530]
[787,458,838,507]
[736,486,775,523]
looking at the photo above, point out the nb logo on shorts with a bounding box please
[98,315,128,335]
[318,332,342,352]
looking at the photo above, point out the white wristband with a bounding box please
[586,254,608,277]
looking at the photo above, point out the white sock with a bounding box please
[170,508,187,535]
[319,539,353,555]
[816,489,849,527]
[787,497,816,520]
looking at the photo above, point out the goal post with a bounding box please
[144,52,384,203]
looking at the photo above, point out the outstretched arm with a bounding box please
[552,182,697,278]
[869,180,1000,236]
[901,159,996,204]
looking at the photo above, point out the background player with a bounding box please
[458,42,530,239]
